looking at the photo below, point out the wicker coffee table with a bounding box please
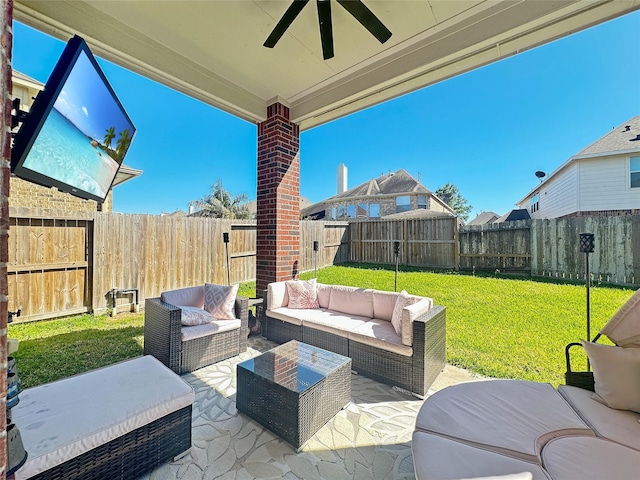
[236,340,351,449]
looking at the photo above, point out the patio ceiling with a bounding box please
[14,1,640,131]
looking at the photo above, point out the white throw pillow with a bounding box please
[581,340,640,413]
[179,306,215,326]
[204,283,239,320]
[391,290,419,336]
[286,279,319,309]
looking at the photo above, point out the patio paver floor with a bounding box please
[139,336,481,480]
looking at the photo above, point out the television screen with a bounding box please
[11,35,135,203]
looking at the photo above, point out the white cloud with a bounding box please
[82,106,89,117]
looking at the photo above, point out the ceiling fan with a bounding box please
[264,0,392,60]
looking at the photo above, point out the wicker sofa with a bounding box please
[264,281,446,396]
[144,285,249,374]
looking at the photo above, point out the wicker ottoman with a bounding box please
[236,340,351,449]
[12,356,194,480]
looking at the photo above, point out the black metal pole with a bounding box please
[313,241,319,278]
[394,241,400,292]
[223,232,230,286]
[586,251,591,344]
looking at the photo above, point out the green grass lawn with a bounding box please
[9,266,634,389]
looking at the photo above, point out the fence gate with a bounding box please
[8,211,93,321]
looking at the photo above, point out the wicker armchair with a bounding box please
[144,290,249,374]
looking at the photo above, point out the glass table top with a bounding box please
[237,340,351,394]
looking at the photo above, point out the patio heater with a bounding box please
[394,241,400,292]
[223,232,231,286]
[579,232,595,348]
[313,241,319,278]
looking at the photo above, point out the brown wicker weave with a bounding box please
[29,405,192,480]
[144,296,249,374]
[263,305,446,396]
[236,341,351,449]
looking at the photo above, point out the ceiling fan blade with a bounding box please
[264,0,310,48]
[337,0,392,44]
[317,0,334,60]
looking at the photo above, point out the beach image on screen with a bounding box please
[23,50,135,199]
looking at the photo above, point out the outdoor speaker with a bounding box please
[313,241,319,251]
[223,232,229,243]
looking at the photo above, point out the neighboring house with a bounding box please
[517,117,640,219]
[10,70,142,213]
[494,209,531,223]
[467,211,500,225]
[301,167,456,221]
[246,197,312,219]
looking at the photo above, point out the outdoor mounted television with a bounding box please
[11,35,135,203]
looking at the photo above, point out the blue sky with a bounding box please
[55,49,135,150]
[13,12,640,217]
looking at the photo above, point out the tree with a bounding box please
[434,183,472,222]
[191,179,251,219]
[115,128,132,161]
[103,126,116,149]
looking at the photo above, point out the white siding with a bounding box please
[578,156,640,210]
[533,164,579,219]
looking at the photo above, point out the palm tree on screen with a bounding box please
[103,126,116,149]
[115,128,132,161]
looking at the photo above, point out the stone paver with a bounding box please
[140,337,479,480]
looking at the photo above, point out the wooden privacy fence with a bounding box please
[8,209,638,322]
[458,220,532,272]
[8,209,348,321]
[348,218,458,269]
[459,216,640,285]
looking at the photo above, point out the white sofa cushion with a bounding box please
[13,356,194,480]
[402,297,433,346]
[181,319,241,342]
[557,384,640,451]
[316,282,332,308]
[541,436,640,480]
[414,380,593,463]
[350,318,412,356]
[581,340,640,413]
[269,306,373,336]
[391,290,420,336]
[412,431,549,480]
[267,281,288,310]
[329,285,374,318]
[161,285,204,308]
[372,289,399,321]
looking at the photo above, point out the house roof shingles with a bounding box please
[577,116,640,157]
[303,169,434,217]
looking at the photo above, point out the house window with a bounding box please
[417,195,428,209]
[347,205,356,218]
[631,157,640,188]
[396,196,410,213]
[331,207,336,219]
[357,204,367,217]
[337,206,345,219]
[369,203,380,218]
[530,193,539,213]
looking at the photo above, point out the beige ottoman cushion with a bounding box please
[541,436,640,479]
[414,380,593,462]
[412,431,550,480]
[13,356,194,479]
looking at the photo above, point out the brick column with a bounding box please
[256,102,300,295]
[0,1,11,478]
